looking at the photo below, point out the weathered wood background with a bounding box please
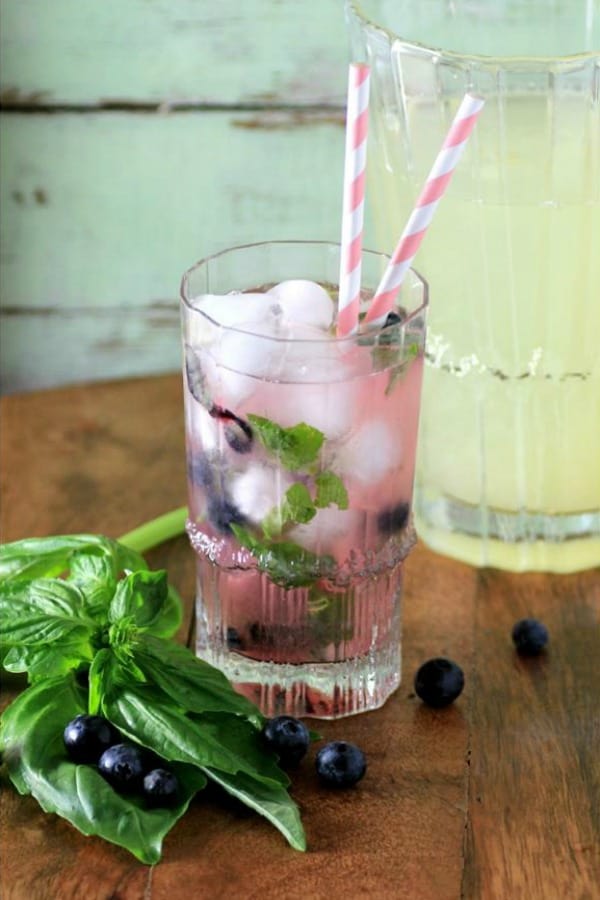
[0,1,351,392]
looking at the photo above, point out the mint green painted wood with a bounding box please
[0,2,357,391]
[0,110,347,391]
[0,0,348,106]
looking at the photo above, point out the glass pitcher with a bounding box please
[346,0,600,572]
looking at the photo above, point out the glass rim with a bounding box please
[180,239,428,347]
[346,0,600,66]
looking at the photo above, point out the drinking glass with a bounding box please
[180,241,428,718]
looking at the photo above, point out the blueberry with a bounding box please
[414,658,464,708]
[226,626,244,650]
[184,345,213,408]
[207,496,246,534]
[143,768,180,807]
[187,453,214,488]
[211,406,253,454]
[315,741,366,788]
[377,309,408,346]
[384,309,406,327]
[377,501,410,534]
[63,714,118,764]
[98,743,145,793]
[224,421,253,454]
[261,716,310,767]
[512,618,549,655]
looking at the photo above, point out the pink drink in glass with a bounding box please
[181,242,427,718]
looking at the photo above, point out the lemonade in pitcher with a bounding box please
[348,0,600,571]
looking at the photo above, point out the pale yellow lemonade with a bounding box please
[369,94,600,571]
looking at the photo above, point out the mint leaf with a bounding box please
[283,482,317,523]
[247,415,324,470]
[0,676,206,865]
[231,525,335,589]
[314,472,349,510]
[385,341,420,396]
[306,588,353,646]
[263,483,317,539]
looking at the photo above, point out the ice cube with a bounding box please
[230,464,291,524]
[268,280,334,331]
[188,404,220,453]
[186,292,280,346]
[336,419,397,484]
[277,323,342,379]
[258,324,354,439]
[290,507,364,553]
[271,382,355,441]
[211,317,286,406]
[195,293,274,329]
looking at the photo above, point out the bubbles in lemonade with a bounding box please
[182,276,426,718]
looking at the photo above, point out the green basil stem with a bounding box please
[117,507,188,555]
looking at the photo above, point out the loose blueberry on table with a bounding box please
[261,716,310,767]
[315,741,367,788]
[512,618,549,656]
[63,714,118,765]
[414,658,465,708]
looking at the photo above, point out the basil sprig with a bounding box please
[0,535,306,862]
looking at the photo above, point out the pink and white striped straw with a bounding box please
[337,62,371,337]
[365,92,485,326]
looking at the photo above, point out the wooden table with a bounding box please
[1,375,599,899]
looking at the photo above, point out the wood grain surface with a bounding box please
[1,375,599,900]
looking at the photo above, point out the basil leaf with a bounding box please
[0,535,146,585]
[150,585,183,639]
[314,471,349,510]
[3,643,92,681]
[88,648,119,715]
[0,579,96,649]
[231,525,335,589]
[132,634,263,725]
[203,767,306,852]
[190,712,288,786]
[247,416,324,470]
[68,551,117,622]
[108,570,182,638]
[0,676,206,865]
[0,536,113,584]
[103,683,286,789]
